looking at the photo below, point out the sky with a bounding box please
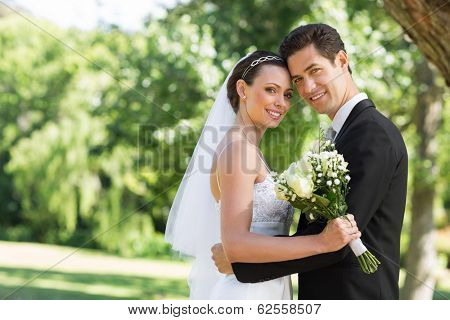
[5,0,181,31]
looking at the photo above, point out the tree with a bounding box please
[0,12,217,255]
[401,60,444,299]
[383,0,450,85]
[0,16,78,235]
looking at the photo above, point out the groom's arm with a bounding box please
[232,121,398,283]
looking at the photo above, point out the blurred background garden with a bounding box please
[0,0,448,300]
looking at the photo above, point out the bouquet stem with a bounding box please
[349,238,380,274]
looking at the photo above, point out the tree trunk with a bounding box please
[383,0,450,85]
[401,60,443,299]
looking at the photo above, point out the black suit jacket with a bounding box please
[232,99,408,299]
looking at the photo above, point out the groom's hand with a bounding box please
[211,243,233,275]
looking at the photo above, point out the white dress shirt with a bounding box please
[332,92,369,137]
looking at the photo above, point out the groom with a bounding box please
[212,24,408,299]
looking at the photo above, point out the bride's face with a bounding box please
[242,65,293,129]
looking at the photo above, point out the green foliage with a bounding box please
[6,112,106,242]
[0,0,448,262]
[0,11,218,257]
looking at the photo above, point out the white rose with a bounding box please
[296,176,314,198]
[286,162,299,176]
[299,156,313,174]
[286,173,314,199]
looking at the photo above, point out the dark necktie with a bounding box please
[325,126,337,141]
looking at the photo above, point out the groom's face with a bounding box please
[287,44,349,119]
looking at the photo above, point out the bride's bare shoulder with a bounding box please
[217,134,256,159]
[216,136,258,178]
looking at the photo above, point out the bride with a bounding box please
[165,51,360,299]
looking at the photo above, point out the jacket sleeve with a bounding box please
[232,120,397,283]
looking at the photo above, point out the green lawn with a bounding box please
[0,241,448,300]
[0,266,188,299]
[433,288,450,300]
[0,241,190,299]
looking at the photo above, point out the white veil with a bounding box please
[165,58,245,299]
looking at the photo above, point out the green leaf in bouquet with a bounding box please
[291,198,309,211]
[303,202,315,212]
[313,194,330,207]
[326,191,337,202]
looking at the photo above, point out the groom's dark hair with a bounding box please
[279,23,352,74]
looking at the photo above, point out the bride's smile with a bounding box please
[236,64,293,129]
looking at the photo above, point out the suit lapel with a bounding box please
[335,99,375,145]
[297,99,375,233]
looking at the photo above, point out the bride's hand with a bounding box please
[211,243,234,275]
[319,214,361,252]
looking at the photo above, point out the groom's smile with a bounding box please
[308,90,327,102]
[287,44,351,120]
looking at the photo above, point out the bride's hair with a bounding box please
[227,50,287,113]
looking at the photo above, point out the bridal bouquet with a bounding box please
[272,132,380,274]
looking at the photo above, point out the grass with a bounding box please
[0,266,189,299]
[433,288,450,300]
[0,241,448,300]
[0,240,190,300]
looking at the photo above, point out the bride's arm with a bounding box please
[217,140,359,263]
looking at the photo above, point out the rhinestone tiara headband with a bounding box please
[241,55,283,80]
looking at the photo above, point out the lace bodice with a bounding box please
[216,175,294,234]
[250,175,294,224]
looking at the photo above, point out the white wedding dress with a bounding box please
[210,166,294,300]
[165,55,294,299]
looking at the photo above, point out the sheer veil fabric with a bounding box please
[165,57,248,299]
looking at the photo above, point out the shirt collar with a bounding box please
[332,92,368,135]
